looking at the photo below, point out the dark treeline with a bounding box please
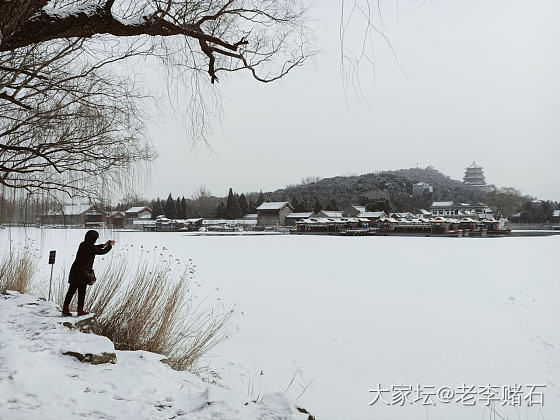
[121,189,266,220]
[215,189,253,219]
[513,200,558,223]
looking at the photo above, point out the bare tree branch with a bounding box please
[0,0,313,198]
[0,0,312,84]
[0,40,155,199]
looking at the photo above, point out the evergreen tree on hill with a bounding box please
[325,198,338,211]
[152,199,165,219]
[248,198,256,213]
[225,188,235,219]
[175,197,183,219]
[300,196,310,212]
[165,193,177,219]
[358,196,370,206]
[239,193,249,215]
[365,198,393,213]
[256,190,265,207]
[181,197,189,219]
[230,193,243,219]
[149,200,156,219]
[291,196,301,212]
[215,202,226,218]
[313,198,322,213]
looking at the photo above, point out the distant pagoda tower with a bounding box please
[463,161,487,187]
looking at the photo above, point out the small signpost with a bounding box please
[48,250,56,301]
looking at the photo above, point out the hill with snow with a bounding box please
[262,166,485,211]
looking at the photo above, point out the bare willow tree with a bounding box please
[0,40,155,198]
[0,0,312,198]
[341,1,408,97]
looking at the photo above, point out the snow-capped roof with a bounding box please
[286,212,313,218]
[352,205,366,212]
[321,211,343,218]
[132,219,156,225]
[553,210,560,217]
[391,212,412,218]
[466,161,483,169]
[47,204,92,216]
[419,209,431,215]
[125,206,151,213]
[256,201,293,211]
[202,219,257,225]
[358,211,386,218]
[296,217,362,225]
[431,201,454,207]
[243,214,258,220]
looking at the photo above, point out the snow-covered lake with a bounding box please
[2,227,559,420]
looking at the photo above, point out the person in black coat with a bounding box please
[62,230,115,317]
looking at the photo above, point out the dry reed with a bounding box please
[0,250,36,294]
[56,255,234,372]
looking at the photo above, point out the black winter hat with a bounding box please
[84,230,99,243]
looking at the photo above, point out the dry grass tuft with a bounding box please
[0,250,36,294]
[56,256,233,372]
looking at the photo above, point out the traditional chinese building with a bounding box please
[343,205,366,217]
[40,204,109,227]
[429,201,494,219]
[463,161,487,188]
[412,182,433,197]
[124,206,152,229]
[256,201,294,226]
[285,212,313,226]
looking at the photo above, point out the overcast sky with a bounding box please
[140,0,559,201]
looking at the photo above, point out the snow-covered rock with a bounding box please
[0,292,312,419]
[61,313,97,334]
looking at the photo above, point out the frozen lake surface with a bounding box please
[2,227,559,420]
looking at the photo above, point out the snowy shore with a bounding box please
[0,292,312,420]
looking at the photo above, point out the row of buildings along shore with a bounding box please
[33,200,521,232]
[18,162,558,233]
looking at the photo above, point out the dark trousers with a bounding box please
[64,283,86,308]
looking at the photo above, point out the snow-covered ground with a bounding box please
[0,291,311,420]
[1,227,559,420]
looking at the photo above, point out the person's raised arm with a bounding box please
[94,240,115,255]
